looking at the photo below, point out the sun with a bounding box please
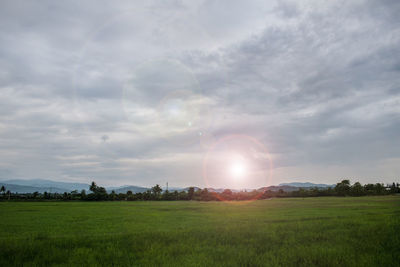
[230,161,246,179]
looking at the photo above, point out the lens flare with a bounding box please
[122,59,214,146]
[203,134,273,202]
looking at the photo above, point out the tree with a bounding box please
[126,190,133,201]
[222,189,233,200]
[88,181,107,200]
[179,190,188,200]
[0,186,5,199]
[200,188,210,201]
[364,183,375,195]
[342,180,350,186]
[350,182,364,196]
[188,187,195,200]
[390,182,398,193]
[110,190,117,200]
[151,184,162,199]
[90,181,98,193]
[96,187,107,194]
[335,180,351,196]
[81,189,86,200]
[162,190,172,200]
[143,190,152,200]
[173,190,179,200]
[374,183,385,195]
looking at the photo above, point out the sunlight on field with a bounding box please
[0,196,399,266]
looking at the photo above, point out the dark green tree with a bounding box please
[351,182,364,196]
[374,183,385,195]
[390,182,398,193]
[162,190,172,200]
[90,181,98,193]
[143,190,152,200]
[126,190,133,200]
[110,190,117,200]
[81,189,86,200]
[200,188,210,201]
[151,184,162,199]
[179,190,188,200]
[188,187,195,200]
[173,190,179,200]
[364,183,375,194]
[88,181,108,200]
[335,180,351,196]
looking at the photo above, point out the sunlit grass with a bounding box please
[1,196,399,266]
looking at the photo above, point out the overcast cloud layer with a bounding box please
[0,0,399,188]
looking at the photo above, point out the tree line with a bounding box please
[1,180,399,201]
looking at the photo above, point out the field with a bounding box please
[1,196,399,266]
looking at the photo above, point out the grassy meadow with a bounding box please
[1,196,399,266]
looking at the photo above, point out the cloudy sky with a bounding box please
[0,0,399,188]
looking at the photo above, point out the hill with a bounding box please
[258,185,299,192]
[2,179,90,192]
[279,182,334,188]
[0,183,70,194]
[109,186,149,194]
[0,179,335,194]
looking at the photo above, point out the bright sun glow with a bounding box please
[230,161,246,179]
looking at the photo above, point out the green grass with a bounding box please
[0,196,399,266]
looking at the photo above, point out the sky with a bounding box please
[0,0,399,189]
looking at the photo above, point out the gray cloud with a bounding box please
[0,0,399,188]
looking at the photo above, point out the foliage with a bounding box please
[1,180,399,202]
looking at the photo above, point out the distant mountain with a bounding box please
[0,183,71,194]
[206,188,252,193]
[166,187,185,192]
[279,182,334,188]
[110,186,149,194]
[2,179,90,191]
[0,178,335,194]
[258,185,299,192]
[0,179,200,194]
[206,188,223,193]
[182,186,201,192]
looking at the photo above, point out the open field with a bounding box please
[1,196,399,266]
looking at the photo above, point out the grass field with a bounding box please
[1,196,399,266]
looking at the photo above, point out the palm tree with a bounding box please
[90,181,98,193]
[151,184,162,198]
